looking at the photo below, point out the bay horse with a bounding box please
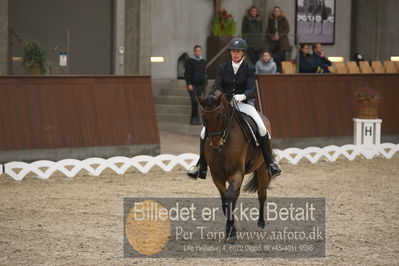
[197,92,276,241]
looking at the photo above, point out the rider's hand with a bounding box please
[187,85,193,91]
[233,94,246,102]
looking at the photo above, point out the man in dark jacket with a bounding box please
[184,45,206,125]
[242,5,263,65]
[299,43,323,73]
[312,43,332,73]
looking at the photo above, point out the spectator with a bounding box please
[255,52,277,74]
[299,43,323,73]
[242,5,263,65]
[266,6,291,72]
[184,45,206,125]
[312,43,332,73]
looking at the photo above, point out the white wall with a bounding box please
[151,0,252,79]
[151,0,352,79]
[264,0,352,60]
[323,0,352,60]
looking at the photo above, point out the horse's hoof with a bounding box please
[226,227,237,242]
[257,220,265,229]
[225,233,237,244]
[224,237,236,244]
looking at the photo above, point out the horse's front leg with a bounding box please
[225,172,244,242]
[212,178,227,216]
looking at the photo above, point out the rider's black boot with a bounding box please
[258,134,282,178]
[186,138,207,179]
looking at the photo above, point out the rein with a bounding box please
[200,101,237,144]
[200,104,223,113]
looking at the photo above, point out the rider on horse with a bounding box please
[187,37,282,180]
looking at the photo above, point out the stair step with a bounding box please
[171,79,189,89]
[158,122,203,135]
[155,96,191,105]
[160,88,189,97]
[156,104,191,114]
[157,113,197,124]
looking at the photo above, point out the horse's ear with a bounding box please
[197,95,205,105]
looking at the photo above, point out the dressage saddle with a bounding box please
[236,111,259,147]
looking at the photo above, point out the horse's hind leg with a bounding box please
[256,164,269,229]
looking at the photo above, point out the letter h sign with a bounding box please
[353,118,382,145]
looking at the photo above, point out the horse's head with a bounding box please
[197,91,231,152]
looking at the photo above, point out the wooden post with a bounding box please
[214,0,221,15]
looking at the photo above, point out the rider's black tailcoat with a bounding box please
[210,61,257,102]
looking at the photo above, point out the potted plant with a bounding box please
[210,9,236,37]
[22,40,50,75]
[354,87,381,119]
[207,9,237,78]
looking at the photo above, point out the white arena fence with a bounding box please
[1,143,398,181]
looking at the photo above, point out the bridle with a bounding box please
[200,100,237,144]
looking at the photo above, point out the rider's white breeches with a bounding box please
[200,102,268,139]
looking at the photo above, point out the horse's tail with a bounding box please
[243,171,258,193]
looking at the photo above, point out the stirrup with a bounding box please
[186,165,200,180]
[186,165,207,180]
[268,163,282,178]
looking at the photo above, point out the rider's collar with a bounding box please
[232,59,244,74]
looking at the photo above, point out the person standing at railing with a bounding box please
[184,45,207,125]
[242,5,264,65]
[266,6,292,72]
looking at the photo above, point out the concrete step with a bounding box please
[160,88,189,97]
[157,113,196,124]
[172,79,189,89]
[160,85,214,97]
[158,122,203,136]
[156,104,191,114]
[155,96,191,105]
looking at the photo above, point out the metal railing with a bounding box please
[205,40,232,71]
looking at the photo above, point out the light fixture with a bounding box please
[391,56,399,62]
[150,56,164,63]
[328,57,344,62]
[12,57,23,62]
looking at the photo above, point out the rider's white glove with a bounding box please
[233,94,246,102]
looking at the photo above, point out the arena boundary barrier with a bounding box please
[1,143,398,181]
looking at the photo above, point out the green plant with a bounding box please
[211,9,237,37]
[22,41,49,75]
